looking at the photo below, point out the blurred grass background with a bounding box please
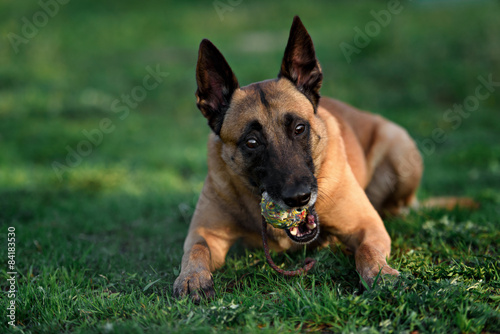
[0,0,499,332]
[0,0,499,199]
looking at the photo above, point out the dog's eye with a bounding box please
[246,138,259,149]
[294,124,306,136]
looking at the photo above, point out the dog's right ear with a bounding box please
[195,39,239,135]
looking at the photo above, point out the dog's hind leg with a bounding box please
[365,122,423,217]
[365,160,398,214]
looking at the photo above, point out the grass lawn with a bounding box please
[1,0,499,333]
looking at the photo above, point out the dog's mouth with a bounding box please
[260,190,320,244]
[285,208,320,244]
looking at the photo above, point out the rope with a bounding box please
[261,216,316,276]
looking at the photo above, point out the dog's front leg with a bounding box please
[320,182,399,288]
[336,216,399,288]
[352,226,400,288]
[173,193,239,303]
[173,227,236,303]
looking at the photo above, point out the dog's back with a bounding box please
[319,97,423,215]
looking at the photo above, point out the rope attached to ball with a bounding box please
[261,216,316,276]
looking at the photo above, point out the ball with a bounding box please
[260,192,307,229]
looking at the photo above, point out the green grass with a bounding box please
[1,0,499,333]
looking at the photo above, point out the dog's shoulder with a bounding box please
[320,97,386,150]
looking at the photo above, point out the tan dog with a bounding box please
[173,16,422,302]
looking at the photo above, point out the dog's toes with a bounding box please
[172,277,187,299]
[189,282,216,304]
[173,270,215,303]
[359,265,400,291]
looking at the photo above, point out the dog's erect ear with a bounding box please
[278,16,323,108]
[196,39,239,134]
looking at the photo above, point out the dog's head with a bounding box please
[195,16,325,243]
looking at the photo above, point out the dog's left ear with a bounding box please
[278,16,323,108]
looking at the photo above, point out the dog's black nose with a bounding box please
[283,191,311,208]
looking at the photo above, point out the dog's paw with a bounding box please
[359,265,400,290]
[173,269,215,304]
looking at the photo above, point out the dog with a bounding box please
[173,16,423,302]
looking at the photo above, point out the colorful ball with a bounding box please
[261,193,307,229]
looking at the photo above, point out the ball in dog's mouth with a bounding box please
[261,192,320,244]
[285,211,320,244]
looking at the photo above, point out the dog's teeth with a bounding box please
[307,222,317,230]
[290,227,298,236]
